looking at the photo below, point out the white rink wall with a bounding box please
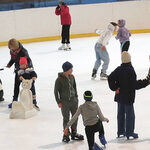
[0,1,150,42]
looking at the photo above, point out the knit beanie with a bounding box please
[58,0,64,4]
[19,57,28,65]
[84,91,93,101]
[121,51,131,63]
[62,61,73,72]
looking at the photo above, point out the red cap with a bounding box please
[19,57,28,65]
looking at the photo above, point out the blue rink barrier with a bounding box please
[0,0,131,11]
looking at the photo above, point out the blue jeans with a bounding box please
[93,43,109,74]
[117,103,135,136]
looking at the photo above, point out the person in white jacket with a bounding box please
[91,22,117,80]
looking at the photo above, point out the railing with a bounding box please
[0,0,132,11]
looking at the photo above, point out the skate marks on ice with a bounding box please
[39,140,84,149]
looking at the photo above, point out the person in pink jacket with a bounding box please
[55,0,71,50]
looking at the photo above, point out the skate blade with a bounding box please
[64,48,71,51]
[100,77,107,80]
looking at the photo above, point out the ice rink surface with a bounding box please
[0,33,150,150]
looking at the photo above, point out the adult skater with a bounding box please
[55,0,71,50]
[115,19,131,52]
[6,38,33,108]
[64,91,109,150]
[91,22,117,80]
[54,61,84,143]
[108,51,150,139]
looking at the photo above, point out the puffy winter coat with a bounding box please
[108,63,148,104]
[55,4,71,25]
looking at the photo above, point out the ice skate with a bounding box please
[65,44,71,51]
[100,72,108,80]
[99,135,107,146]
[91,69,97,80]
[71,131,84,140]
[93,142,103,150]
[33,104,40,111]
[58,44,67,50]
[126,133,138,140]
[62,135,70,143]
[117,133,125,138]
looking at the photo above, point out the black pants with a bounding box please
[121,41,130,52]
[13,73,36,103]
[85,120,104,150]
[61,25,70,44]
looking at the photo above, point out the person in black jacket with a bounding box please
[6,38,33,108]
[108,51,149,139]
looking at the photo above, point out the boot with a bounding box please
[33,104,40,111]
[126,133,138,140]
[100,72,108,80]
[58,44,66,50]
[62,134,70,143]
[99,135,107,146]
[91,69,97,80]
[71,129,84,140]
[66,44,71,50]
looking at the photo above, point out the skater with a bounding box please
[54,61,84,143]
[64,91,109,150]
[55,0,71,50]
[0,79,4,102]
[115,19,131,52]
[108,51,150,139]
[6,38,33,108]
[18,57,40,111]
[91,22,117,80]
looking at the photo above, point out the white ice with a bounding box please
[0,33,150,150]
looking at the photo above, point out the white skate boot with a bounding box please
[100,72,108,80]
[58,44,67,50]
[66,44,71,51]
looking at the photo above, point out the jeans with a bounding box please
[93,43,109,74]
[117,102,135,136]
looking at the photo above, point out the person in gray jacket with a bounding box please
[64,91,109,150]
[54,61,84,143]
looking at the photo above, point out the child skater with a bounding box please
[91,22,117,80]
[115,19,131,52]
[18,57,40,111]
[64,91,109,150]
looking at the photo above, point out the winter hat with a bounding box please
[84,91,93,101]
[62,61,73,72]
[121,51,131,63]
[19,57,28,65]
[58,0,64,4]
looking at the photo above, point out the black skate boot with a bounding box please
[100,72,108,80]
[91,69,97,80]
[126,133,138,140]
[71,129,84,140]
[62,135,70,143]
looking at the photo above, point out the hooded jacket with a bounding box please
[7,42,33,72]
[55,4,71,25]
[66,101,108,128]
[115,19,131,43]
[54,72,78,104]
[96,23,115,46]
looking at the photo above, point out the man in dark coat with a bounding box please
[6,38,33,108]
[108,51,149,139]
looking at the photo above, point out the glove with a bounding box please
[56,5,60,9]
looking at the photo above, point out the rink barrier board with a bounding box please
[0,28,150,46]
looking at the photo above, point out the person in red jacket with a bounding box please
[55,0,71,50]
